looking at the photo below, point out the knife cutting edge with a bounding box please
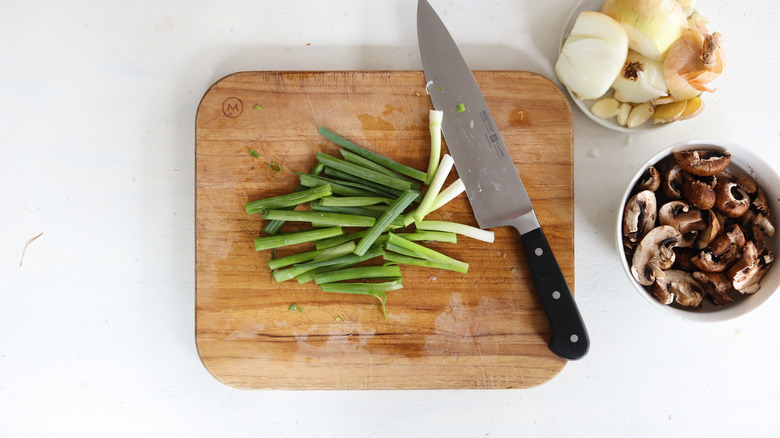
[417,0,589,360]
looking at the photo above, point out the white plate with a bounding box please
[559,0,669,133]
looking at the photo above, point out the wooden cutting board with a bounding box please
[195,71,573,390]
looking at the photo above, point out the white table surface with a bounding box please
[3,1,779,436]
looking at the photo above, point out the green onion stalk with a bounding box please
[426,110,443,185]
[411,154,454,223]
[415,220,495,243]
[318,126,428,182]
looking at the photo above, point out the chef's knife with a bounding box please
[417,0,589,360]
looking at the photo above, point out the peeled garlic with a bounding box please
[591,97,622,118]
[617,103,632,126]
[612,50,669,103]
[626,103,654,128]
[601,0,687,61]
[555,12,628,99]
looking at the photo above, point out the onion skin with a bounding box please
[664,19,725,101]
[676,0,696,16]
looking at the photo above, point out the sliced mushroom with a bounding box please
[650,279,675,305]
[692,271,733,305]
[658,201,706,247]
[735,174,758,195]
[631,225,681,286]
[623,190,657,250]
[714,180,751,218]
[673,150,731,176]
[662,165,685,200]
[742,250,776,294]
[710,224,746,257]
[652,270,705,308]
[715,170,734,185]
[692,250,728,273]
[728,172,769,216]
[692,223,746,272]
[752,186,770,216]
[727,241,769,294]
[739,210,762,241]
[696,209,723,249]
[681,174,717,210]
[752,214,775,254]
[754,213,776,237]
[637,166,661,192]
[673,247,698,272]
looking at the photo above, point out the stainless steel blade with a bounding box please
[417,0,589,360]
[416,0,540,234]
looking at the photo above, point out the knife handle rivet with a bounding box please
[534,247,543,256]
[552,291,561,300]
[570,334,579,343]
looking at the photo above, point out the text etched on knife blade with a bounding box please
[480,110,495,133]
[480,110,506,159]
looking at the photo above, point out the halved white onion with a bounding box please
[556,37,627,100]
[612,50,668,103]
[556,12,628,100]
[569,11,629,55]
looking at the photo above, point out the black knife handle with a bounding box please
[519,227,589,360]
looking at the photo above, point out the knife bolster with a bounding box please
[495,210,540,235]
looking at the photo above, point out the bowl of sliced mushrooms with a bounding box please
[617,140,779,321]
[556,0,724,132]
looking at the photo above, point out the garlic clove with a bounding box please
[602,0,687,61]
[652,100,687,123]
[626,103,654,128]
[612,50,669,103]
[617,103,632,126]
[591,97,622,119]
[556,37,626,99]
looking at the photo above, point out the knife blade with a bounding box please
[417,0,589,360]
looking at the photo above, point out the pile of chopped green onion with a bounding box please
[246,111,494,319]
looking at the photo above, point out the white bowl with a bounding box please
[616,139,780,321]
[558,0,669,134]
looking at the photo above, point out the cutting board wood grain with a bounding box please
[195,71,573,390]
